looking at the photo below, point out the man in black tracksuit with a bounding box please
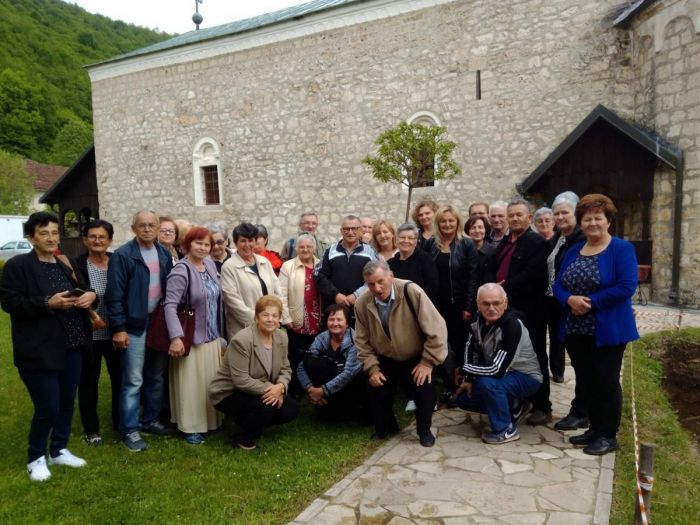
[314,214,378,324]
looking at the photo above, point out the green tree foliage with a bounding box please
[50,114,93,165]
[0,149,34,214]
[0,0,170,162]
[363,121,462,221]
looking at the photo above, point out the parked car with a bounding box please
[0,240,32,262]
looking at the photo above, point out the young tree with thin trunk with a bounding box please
[363,121,461,221]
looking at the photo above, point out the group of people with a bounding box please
[0,192,639,482]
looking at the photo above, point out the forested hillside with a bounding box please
[0,0,171,165]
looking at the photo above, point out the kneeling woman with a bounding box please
[296,304,365,419]
[208,295,299,450]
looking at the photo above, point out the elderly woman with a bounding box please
[165,227,223,445]
[424,205,479,372]
[411,198,439,247]
[279,233,321,394]
[158,216,179,264]
[533,207,555,240]
[297,304,364,419]
[1,212,96,480]
[254,224,283,275]
[371,219,398,261]
[388,223,439,302]
[546,192,585,391]
[464,216,494,284]
[553,193,639,455]
[221,223,281,338]
[76,219,120,446]
[207,223,233,273]
[208,295,299,450]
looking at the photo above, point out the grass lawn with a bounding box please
[611,328,700,524]
[0,311,399,524]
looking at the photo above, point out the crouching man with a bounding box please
[455,283,542,444]
[355,261,447,447]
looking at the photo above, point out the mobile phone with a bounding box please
[68,288,86,297]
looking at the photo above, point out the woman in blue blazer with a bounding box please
[553,194,639,456]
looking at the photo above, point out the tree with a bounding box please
[363,121,462,221]
[0,149,34,214]
[50,114,92,165]
[0,69,45,157]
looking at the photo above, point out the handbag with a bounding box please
[146,263,195,357]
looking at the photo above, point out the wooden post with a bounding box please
[634,442,655,525]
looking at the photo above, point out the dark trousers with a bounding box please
[437,305,466,383]
[19,347,83,463]
[303,355,367,420]
[523,314,551,413]
[369,355,436,437]
[215,390,299,444]
[287,331,316,398]
[545,296,565,378]
[79,339,122,434]
[566,335,626,438]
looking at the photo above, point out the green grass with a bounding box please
[0,311,405,525]
[611,329,700,524]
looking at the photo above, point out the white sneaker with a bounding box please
[48,449,87,468]
[27,456,51,481]
[405,400,416,412]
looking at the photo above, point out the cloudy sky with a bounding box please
[64,1,309,34]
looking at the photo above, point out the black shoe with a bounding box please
[370,432,387,441]
[419,431,436,447]
[552,375,565,383]
[141,421,174,436]
[583,436,618,456]
[554,414,590,431]
[526,409,552,426]
[511,399,533,426]
[569,429,597,446]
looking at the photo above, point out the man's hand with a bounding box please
[368,371,386,388]
[335,293,347,305]
[462,311,472,322]
[261,383,285,407]
[47,291,78,310]
[112,331,129,350]
[567,295,592,316]
[307,386,325,404]
[412,363,433,386]
[455,380,472,398]
[345,294,356,306]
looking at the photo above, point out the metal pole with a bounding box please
[634,442,655,525]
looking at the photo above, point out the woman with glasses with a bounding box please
[207,224,233,273]
[157,216,179,264]
[75,219,121,446]
[388,223,438,302]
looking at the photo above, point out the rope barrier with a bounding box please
[630,346,654,525]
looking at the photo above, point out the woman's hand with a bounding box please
[74,291,97,309]
[168,337,186,357]
[567,295,592,316]
[48,291,78,310]
[261,383,285,407]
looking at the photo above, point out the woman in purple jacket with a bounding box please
[553,194,639,456]
[165,227,224,444]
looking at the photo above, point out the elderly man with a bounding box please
[355,260,448,447]
[455,283,542,443]
[315,215,378,316]
[360,216,374,244]
[484,199,550,425]
[487,200,508,243]
[280,212,328,260]
[106,210,174,452]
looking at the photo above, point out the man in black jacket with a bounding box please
[314,215,378,323]
[484,199,551,425]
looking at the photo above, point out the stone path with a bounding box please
[290,305,700,525]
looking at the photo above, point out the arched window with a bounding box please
[192,138,223,206]
[406,111,442,189]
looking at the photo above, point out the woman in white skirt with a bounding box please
[165,226,224,444]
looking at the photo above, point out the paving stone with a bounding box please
[358,503,390,523]
[533,460,573,482]
[537,496,564,512]
[384,504,412,518]
[502,471,554,487]
[501,512,547,525]
[407,499,478,518]
[453,482,538,515]
[531,451,560,460]
[308,504,356,525]
[386,517,415,525]
[545,511,593,524]
[539,479,597,513]
[445,455,499,473]
[294,498,328,523]
[497,459,534,474]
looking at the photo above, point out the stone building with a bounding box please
[87,0,700,305]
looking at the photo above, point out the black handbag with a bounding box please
[146,264,194,357]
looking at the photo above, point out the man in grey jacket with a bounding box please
[455,283,542,444]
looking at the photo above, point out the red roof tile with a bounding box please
[24,160,68,192]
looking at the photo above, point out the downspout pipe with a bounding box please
[669,150,684,305]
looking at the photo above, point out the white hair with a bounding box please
[477,282,508,301]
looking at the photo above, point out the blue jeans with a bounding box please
[19,347,83,463]
[119,330,167,435]
[456,371,541,433]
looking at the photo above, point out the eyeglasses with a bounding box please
[159,229,176,235]
[87,235,109,241]
[213,240,226,245]
[478,300,506,308]
[136,223,157,230]
[341,227,359,232]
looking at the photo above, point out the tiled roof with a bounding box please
[94,0,359,66]
[24,159,68,192]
